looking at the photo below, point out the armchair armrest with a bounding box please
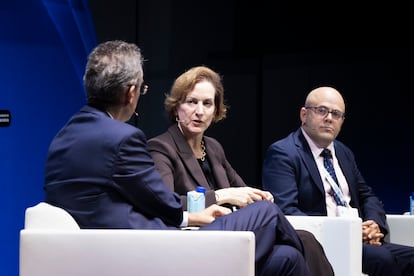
[286,215,362,276]
[20,229,255,276]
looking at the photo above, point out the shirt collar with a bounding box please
[301,127,335,159]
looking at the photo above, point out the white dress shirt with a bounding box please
[301,128,351,216]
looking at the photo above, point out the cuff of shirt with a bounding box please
[180,211,188,227]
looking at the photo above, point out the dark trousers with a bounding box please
[363,242,414,276]
[201,201,310,276]
[296,229,334,276]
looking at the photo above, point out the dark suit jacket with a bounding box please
[44,105,183,229]
[148,124,246,209]
[262,127,389,235]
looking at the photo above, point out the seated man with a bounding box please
[262,86,414,276]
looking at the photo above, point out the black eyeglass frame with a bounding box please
[140,84,148,95]
[305,106,345,120]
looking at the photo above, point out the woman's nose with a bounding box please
[195,102,204,113]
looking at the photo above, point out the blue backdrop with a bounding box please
[0,0,96,274]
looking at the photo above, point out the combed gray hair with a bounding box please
[84,40,144,109]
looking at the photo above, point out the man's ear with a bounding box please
[125,85,136,104]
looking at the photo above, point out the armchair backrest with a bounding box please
[24,202,80,230]
[385,214,414,246]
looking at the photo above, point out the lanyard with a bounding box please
[323,168,348,207]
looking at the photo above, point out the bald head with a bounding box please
[305,87,345,112]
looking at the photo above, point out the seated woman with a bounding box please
[147,65,334,276]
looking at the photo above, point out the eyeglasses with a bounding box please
[305,106,345,120]
[140,84,148,95]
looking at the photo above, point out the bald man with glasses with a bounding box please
[262,86,414,276]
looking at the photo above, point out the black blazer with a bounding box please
[148,124,246,209]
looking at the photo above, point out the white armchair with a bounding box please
[19,202,255,276]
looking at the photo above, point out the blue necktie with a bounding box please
[321,148,346,206]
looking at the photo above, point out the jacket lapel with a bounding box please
[333,144,357,206]
[168,125,209,187]
[295,129,326,195]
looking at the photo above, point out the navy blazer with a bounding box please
[148,124,246,209]
[262,128,388,234]
[44,105,183,229]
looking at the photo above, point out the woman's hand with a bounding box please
[215,187,274,207]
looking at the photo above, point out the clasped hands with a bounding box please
[215,187,274,207]
[362,220,384,246]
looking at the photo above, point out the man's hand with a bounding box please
[188,204,232,226]
[362,220,384,246]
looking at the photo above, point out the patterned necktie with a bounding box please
[321,148,346,206]
[321,149,338,184]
